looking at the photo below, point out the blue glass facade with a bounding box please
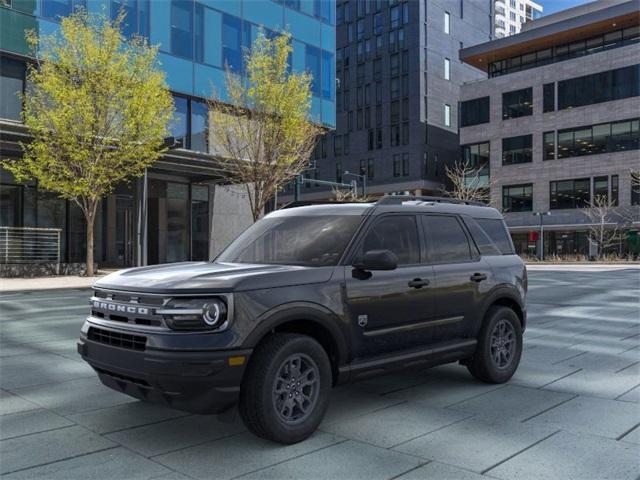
[0,0,336,128]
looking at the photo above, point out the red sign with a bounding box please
[529,231,539,242]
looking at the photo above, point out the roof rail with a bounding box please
[281,200,373,209]
[376,195,487,207]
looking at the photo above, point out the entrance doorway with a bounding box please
[115,195,134,267]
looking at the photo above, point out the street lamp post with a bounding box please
[343,171,367,197]
[533,211,551,261]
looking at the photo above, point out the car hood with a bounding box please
[93,261,335,294]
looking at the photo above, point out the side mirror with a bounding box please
[354,249,398,271]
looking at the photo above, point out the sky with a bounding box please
[540,0,593,15]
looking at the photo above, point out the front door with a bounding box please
[421,214,490,341]
[115,195,134,267]
[344,214,436,357]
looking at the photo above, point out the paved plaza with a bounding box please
[0,266,639,479]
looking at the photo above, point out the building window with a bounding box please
[41,0,86,20]
[461,142,490,183]
[632,172,640,206]
[391,125,400,146]
[402,153,409,176]
[543,82,555,113]
[367,158,375,179]
[376,129,383,149]
[502,134,532,165]
[444,58,451,80]
[336,161,342,183]
[444,11,450,34]
[444,104,451,127]
[550,178,591,209]
[543,131,555,160]
[594,175,608,202]
[502,87,532,119]
[333,135,342,156]
[171,0,194,59]
[190,99,208,153]
[374,12,383,34]
[503,184,533,212]
[460,96,489,127]
[305,45,321,97]
[611,175,619,206]
[343,133,350,155]
[222,13,242,71]
[558,64,640,110]
[112,0,149,38]
[557,118,639,159]
[393,154,401,176]
[390,5,400,29]
[0,56,25,121]
[170,95,189,148]
[321,50,334,100]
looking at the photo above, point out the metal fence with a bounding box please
[0,226,62,267]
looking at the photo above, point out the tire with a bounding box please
[238,333,332,444]
[467,306,522,384]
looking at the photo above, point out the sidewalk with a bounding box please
[0,272,111,293]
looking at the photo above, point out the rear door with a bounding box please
[421,214,492,341]
[344,214,436,357]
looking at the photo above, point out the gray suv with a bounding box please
[78,196,527,444]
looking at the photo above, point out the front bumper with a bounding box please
[78,325,251,414]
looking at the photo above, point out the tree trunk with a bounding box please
[86,214,95,276]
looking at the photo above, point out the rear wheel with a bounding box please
[467,306,522,383]
[239,333,331,444]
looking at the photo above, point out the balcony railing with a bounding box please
[0,227,62,270]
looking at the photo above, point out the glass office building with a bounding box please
[0,0,335,268]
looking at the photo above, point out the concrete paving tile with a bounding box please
[487,431,640,480]
[0,408,73,440]
[395,461,491,480]
[447,385,574,421]
[0,390,39,416]
[12,377,136,415]
[0,426,115,475]
[617,385,640,403]
[0,343,38,358]
[0,353,93,390]
[321,386,405,426]
[520,345,587,365]
[70,401,190,434]
[3,447,170,479]
[385,377,504,408]
[525,396,640,439]
[509,362,581,389]
[149,473,193,480]
[542,369,640,399]
[619,426,640,445]
[351,370,433,395]
[155,431,343,479]
[555,352,638,373]
[238,440,422,480]
[106,414,246,457]
[320,401,471,448]
[394,418,557,473]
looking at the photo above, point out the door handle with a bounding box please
[408,278,430,289]
[470,272,488,282]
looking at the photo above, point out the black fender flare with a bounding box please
[242,302,350,366]
[476,286,526,334]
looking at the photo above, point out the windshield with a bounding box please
[216,215,363,267]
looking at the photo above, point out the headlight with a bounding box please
[160,298,228,331]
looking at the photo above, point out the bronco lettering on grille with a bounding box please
[92,300,149,315]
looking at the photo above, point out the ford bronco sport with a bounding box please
[78,196,526,444]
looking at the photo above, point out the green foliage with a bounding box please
[209,31,321,221]
[5,11,173,204]
[3,11,174,274]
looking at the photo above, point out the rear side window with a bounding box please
[360,215,420,265]
[463,217,502,256]
[476,218,515,254]
[422,215,472,263]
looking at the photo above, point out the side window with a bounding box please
[463,217,502,256]
[476,218,515,255]
[422,215,472,263]
[360,215,420,265]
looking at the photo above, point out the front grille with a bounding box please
[88,326,146,351]
[91,288,167,329]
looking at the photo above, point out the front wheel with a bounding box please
[239,333,332,444]
[467,306,522,383]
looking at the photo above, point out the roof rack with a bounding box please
[281,200,374,209]
[376,195,487,207]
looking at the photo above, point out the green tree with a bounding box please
[3,11,173,275]
[208,31,320,222]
